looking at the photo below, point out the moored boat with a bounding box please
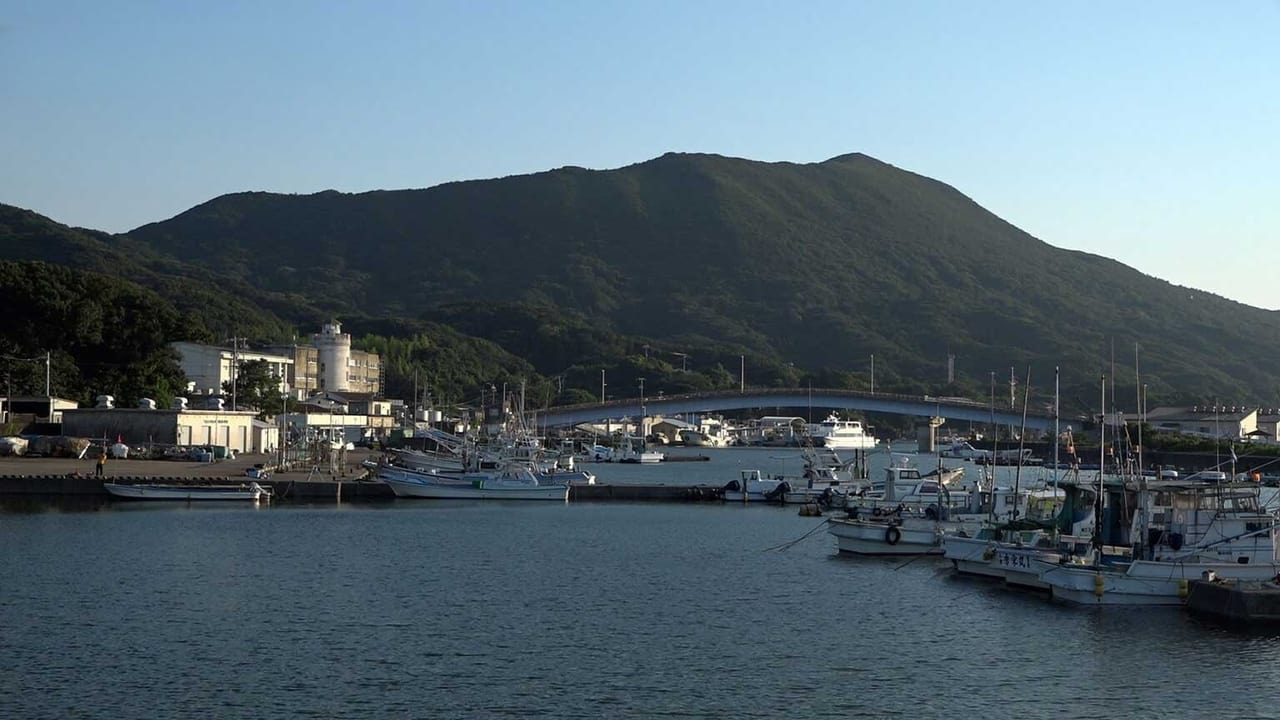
[1039,479,1280,605]
[828,512,950,556]
[374,464,569,501]
[806,413,877,451]
[104,481,273,502]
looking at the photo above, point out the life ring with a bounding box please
[885,526,902,546]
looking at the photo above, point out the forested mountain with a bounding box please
[4,152,1277,410]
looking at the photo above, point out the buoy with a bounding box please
[1093,573,1105,598]
[1177,578,1189,598]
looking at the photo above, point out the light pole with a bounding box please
[637,377,646,438]
[870,354,875,395]
[739,355,744,392]
[600,369,606,404]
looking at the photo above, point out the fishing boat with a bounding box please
[831,457,1035,555]
[721,445,866,505]
[374,463,569,501]
[103,481,273,502]
[1038,479,1280,605]
[679,416,735,447]
[827,510,951,556]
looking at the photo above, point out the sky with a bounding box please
[2,1,1278,308]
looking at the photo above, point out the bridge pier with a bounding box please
[916,416,945,453]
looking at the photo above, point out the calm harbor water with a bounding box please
[4,447,1280,719]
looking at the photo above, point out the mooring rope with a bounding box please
[764,518,830,552]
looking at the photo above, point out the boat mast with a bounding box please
[1012,367,1031,522]
[988,371,997,522]
[1053,366,1060,493]
[1134,343,1142,475]
[1094,375,1106,560]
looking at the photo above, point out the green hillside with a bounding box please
[115,152,1278,408]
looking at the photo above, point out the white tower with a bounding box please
[315,320,352,392]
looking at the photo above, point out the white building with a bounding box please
[62,399,265,454]
[1139,406,1259,440]
[173,341,293,398]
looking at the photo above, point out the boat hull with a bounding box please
[995,547,1058,590]
[828,518,943,556]
[103,482,270,501]
[813,437,878,451]
[385,481,568,501]
[1040,561,1280,606]
[942,535,1002,578]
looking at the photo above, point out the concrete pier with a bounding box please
[1186,578,1280,624]
[0,453,726,504]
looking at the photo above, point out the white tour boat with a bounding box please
[806,414,877,451]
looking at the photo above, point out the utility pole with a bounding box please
[225,335,246,411]
[870,354,875,395]
[600,369,606,404]
[740,355,744,392]
[637,377,646,438]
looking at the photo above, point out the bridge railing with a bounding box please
[545,386,998,413]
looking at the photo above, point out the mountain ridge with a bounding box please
[3,151,1276,408]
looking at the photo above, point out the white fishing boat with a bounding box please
[722,469,794,503]
[606,431,665,463]
[941,487,1071,586]
[832,458,1036,555]
[806,413,877,451]
[679,416,735,447]
[1039,480,1280,606]
[828,511,952,555]
[941,529,1006,578]
[375,464,569,501]
[103,481,273,502]
[721,446,866,505]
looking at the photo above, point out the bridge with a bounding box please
[532,388,1064,432]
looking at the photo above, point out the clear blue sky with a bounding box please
[3,1,1277,308]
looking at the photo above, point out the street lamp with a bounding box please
[637,377,646,438]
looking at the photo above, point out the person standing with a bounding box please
[96,449,107,478]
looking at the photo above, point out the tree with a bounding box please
[222,359,281,417]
